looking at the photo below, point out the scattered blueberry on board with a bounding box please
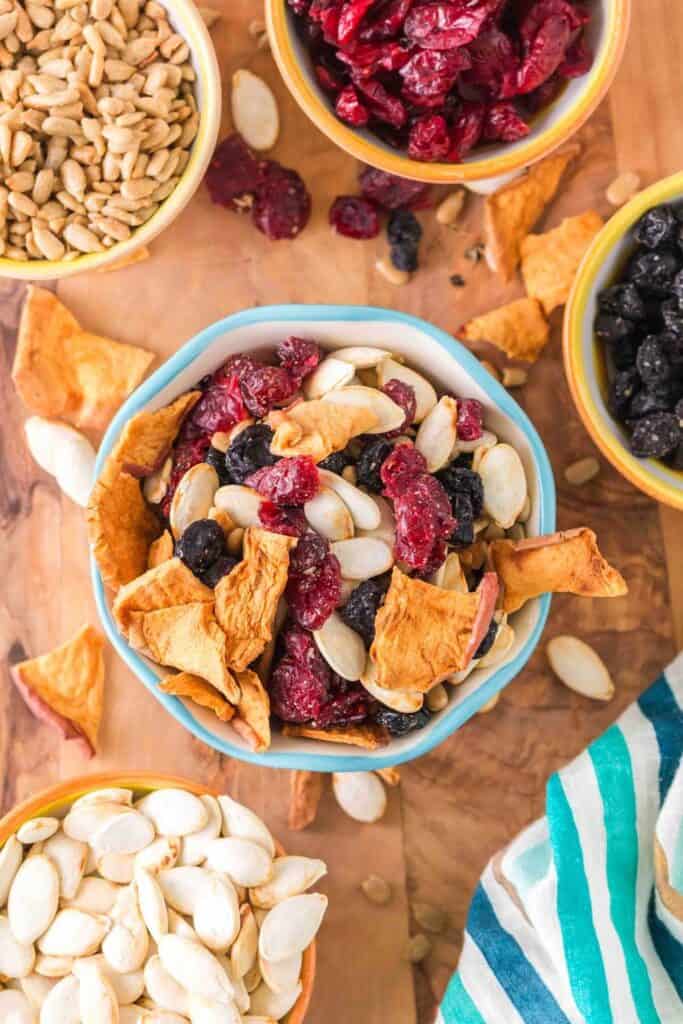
[596,202,683,463]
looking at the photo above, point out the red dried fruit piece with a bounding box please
[212,354,261,385]
[337,0,375,45]
[557,33,592,78]
[291,532,330,572]
[315,62,345,92]
[259,501,309,537]
[523,72,564,113]
[393,472,454,571]
[353,76,407,127]
[404,0,499,50]
[277,336,321,384]
[335,83,370,125]
[309,0,342,43]
[382,379,417,435]
[240,364,299,418]
[186,374,247,436]
[359,166,430,209]
[516,13,572,94]
[286,548,342,630]
[270,654,331,722]
[464,26,519,98]
[519,0,588,48]
[287,0,311,13]
[162,435,210,518]
[448,101,485,161]
[400,47,470,100]
[283,623,324,666]
[482,101,530,142]
[380,442,428,498]
[457,397,483,440]
[315,677,371,726]
[252,162,312,240]
[360,0,414,41]
[205,134,264,211]
[337,40,413,78]
[247,455,320,505]
[329,195,381,238]
[408,113,451,161]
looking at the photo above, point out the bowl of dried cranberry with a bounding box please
[92,305,555,771]
[564,172,683,510]
[265,0,630,184]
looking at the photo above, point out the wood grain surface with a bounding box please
[0,3,681,1023]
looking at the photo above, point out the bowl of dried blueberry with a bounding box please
[564,172,683,510]
[265,0,630,185]
[88,303,568,771]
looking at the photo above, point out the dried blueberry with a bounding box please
[319,449,353,474]
[597,282,646,321]
[387,209,422,247]
[373,706,430,737]
[473,617,498,660]
[634,205,678,250]
[449,516,474,549]
[390,242,419,272]
[176,519,226,576]
[667,444,683,470]
[676,397,683,423]
[356,437,393,492]
[672,268,683,304]
[630,412,681,458]
[437,464,484,518]
[609,368,640,415]
[664,331,683,368]
[340,574,391,647]
[609,335,641,371]
[224,424,278,483]
[201,554,237,588]
[629,383,672,419]
[636,335,671,382]
[627,250,679,296]
[595,313,636,346]
[661,299,683,336]
[205,445,231,484]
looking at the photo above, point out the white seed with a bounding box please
[479,443,527,529]
[158,866,208,916]
[376,358,436,422]
[230,906,258,978]
[425,682,449,712]
[333,346,392,368]
[168,463,220,538]
[456,428,497,457]
[216,795,275,858]
[259,949,301,995]
[258,893,327,964]
[42,832,87,900]
[204,839,272,889]
[63,801,131,844]
[547,636,615,701]
[358,494,395,547]
[39,973,80,1024]
[0,835,24,907]
[231,69,279,151]
[317,470,381,530]
[251,857,327,910]
[322,385,405,434]
[135,866,168,942]
[435,188,465,226]
[314,611,366,681]
[564,456,599,486]
[302,355,355,399]
[193,872,239,952]
[167,907,200,942]
[137,789,209,837]
[158,934,234,1005]
[16,818,60,845]
[0,990,36,1023]
[0,913,36,978]
[34,954,74,979]
[38,909,109,957]
[19,972,56,1010]
[606,170,640,207]
[304,485,354,542]
[415,396,458,471]
[213,485,263,528]
[24,416,96,506]
[360,658,423,713]
[332,773,387,824]
[102,884,148,973]
[144,953,191,1015]
[431,551,467,593]
[86,954,144,1004]
[64,876,120,914]
[501,366,528,388]
[8,854,59,945]
[73,958,118,1024]
[179,796,221,867]
[92,807,156,856]
[375,255,409,286]
[330,538,393,580]
[97,852,135,884]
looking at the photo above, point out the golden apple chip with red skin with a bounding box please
[282,722,389,750]
[113,557,213,637]
[267,399,378,461]
[233,669,271,752]
[111,391,200,477]
[461,297,549,363]
[158,672,236,722]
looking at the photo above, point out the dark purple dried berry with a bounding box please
[661,298,683,336]
[636,335,671,382]
[390,242,419,271]
[176,519,226,576]
[634,205,678,250]
[373,706,430,736]
[319,449,354,474]
[474,617,498,659]
[628,250,680,296]
[597,283,646,321]
[630,412,681,458]
[201,555,238,588]
[437,464,484,518]
[609,368,640,416]
[387,209,422,247]
[340,574,391,647]
[595,313,636,346]
[205,445,231,484]
[224,424,278,483]
[629,383,672,419]
[356,437,393,492]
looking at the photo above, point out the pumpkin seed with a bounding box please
[158,866,208,915]
[216,795,274,858]
[169,463,220,540]
[0,913,35,978]
[415,396,458,472]
[302,356,355,399]
[258,893,327,963]
[34,954,74,978]
[158,934,234,1005]
[39,973,80,1024]
[0,835,23,907]
[85,954,145,1004]
[16,817,59,845]
[167,907,200,942]
[144,953,191,1014]
[72,788,134,809]
[74,958,118,1024]
[243,960,262,995]
[322,385,405,434]
[102,884,148,973]
[546,635,614,701]
[135,836,182,874]
[229,906,258,978]
[358,494,395,547]
[19,972,57,1010]
[192,872,239,952]
[231,69,279,152]
[97,852,135,884]
[313,612,366,681]
[63,801,131,844]
[332,772,387,824]
[376,358,436,422]
[431,551,468,593]
[334,346,392,368]
[0,989,37,1022]
[64,876,119,916]
[304,486,354,541]
[360,658,423,713]
[186,992,242,1023]
[360,875,391,906]
[479,443,527,529]
[204,839,272,889]
[180,796,221,867]
[135,866,168,942]
[213,485,263,528]
[8,854,59,944]
[38,908,109,957]
[259,949,301,995]
[317,470,381,531]
[251,857,327,910]
[330,538,393,580]
[92,808,156,856]
[249,980,302,1019]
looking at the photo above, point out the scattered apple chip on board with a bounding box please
[215,527,297,671]
[113,557,213,637]
[111,392,200,477]
[158,672,235,722]
[268,399,379,460]
[10,625,104,758]
[461,297,550,363]
[283,722,389,750]
[148,530,174,569]
[289,770,325,831]
[520,210,605,314]
[483,143,580,281]
[234,669,271,752]
[97,245,150,273]
[12,286,154,431]
[371,568,499,692]
[489,528,628,613]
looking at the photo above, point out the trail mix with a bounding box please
[287,0,594,163]
[596,202,683,463]
[0,0,199,261]
[0,785,327,1021]
[88,338,627,751]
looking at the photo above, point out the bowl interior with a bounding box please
[269,0,624,182]
[565,173,683,508]
[94,305,556,770]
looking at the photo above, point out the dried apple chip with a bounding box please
[158,672,235,722]
[234,669,271,752]
[148,530,174,569]
[489,528,628,613]
[282,723,389,750]
[10,625,104,758]
[520,211,604,314]
[289,771,324,831]
[461,297,550,363]
[267,399,378,461]
[215,528,296,671]
[111,392,200,477]
[12,286,154,431]
[113,557,213,637]
[371,568,499,692]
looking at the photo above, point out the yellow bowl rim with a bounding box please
[0,0,221,280]
[265,0,631,184]
[563,171,683,511]
[0,770,316,1024]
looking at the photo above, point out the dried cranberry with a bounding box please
[482,101,529,142]
[359,166,430,209]
[393,473,454,571]
[252,162,311,240]
[329,195,381,238]
[185,374,247,435]
[290,532,330,573]
[205,134,264,211]
[464,26,519,98]
[404,0,498,50]
[247,455,320,505]
[408,113,451,161]
[516,13,572,94]
[287,0,311,13]
[400,47,470,100]
[214,354,261,384]
[457,398,484,441]
[449,102,485,161]
[338,39,413,77]
[270,654,330,722]
[286,538,342,630]
[557,32,592,78]
[162,436,210,517]
[283,623,322,666]
[380,442,428,497]
[335,84,370,125]
[259,502,308,537]
[277,336,321,384]
[359,0,413,40]
[315,678,370,726]
[240,365,298,418]
[382,378,417,434]
[309,0,341,43]
[337,0,375,45]
[519,0,588,48]
[315,62,345,93]
[353,76,407,127]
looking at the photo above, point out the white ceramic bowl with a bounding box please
[93,305,556,771]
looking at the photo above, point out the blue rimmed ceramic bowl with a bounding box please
[92,305,556,771]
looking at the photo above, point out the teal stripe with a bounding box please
[590,727,660,1023]
[441,973,487,1024]
[547,774,613,1023]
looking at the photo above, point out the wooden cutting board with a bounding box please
[1,2,682,1022]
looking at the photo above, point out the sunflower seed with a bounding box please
[0,835,23,907]
[137,789,210,837]
[16,817,59,845]
[144,953,191,1014]
[216,795,275,858]
[564,456,599,486]
[547,635,614,701]
[330,538,393,581]
[158,933,234,1004]
[180,795,221,867]
[302,356,355,400]
[479,443,528,529]
[258,893,327,964]
[204,839,273,889]
[0,913,36,978]
[193,871,239,952]
[304,486,354,542]
[135,866,168,942]
[251,857,327,910]
[8,854,59,944]
[313,612,366,681]
[435,188,465,226]
[231,69,278,152]
[334,346,392,368]
[358,494,395,547]
[230,905,258,978]
[415,396,459,472]
[317,471,381,531]
[322,385,405,434]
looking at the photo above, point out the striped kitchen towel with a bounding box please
[439,653,683,1024]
